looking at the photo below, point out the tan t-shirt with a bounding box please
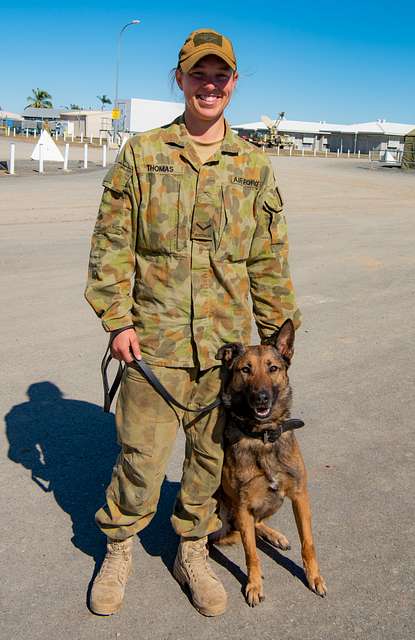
[190,138,224,164]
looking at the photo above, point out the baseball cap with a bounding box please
[178,29,237,73]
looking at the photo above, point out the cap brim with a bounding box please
[180,49,236,73]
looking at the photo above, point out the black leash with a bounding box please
[230,412,304,443]
[101,345,221,415]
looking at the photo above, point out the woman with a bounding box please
[85,28,301,617]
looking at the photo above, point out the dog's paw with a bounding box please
[271,533,291,551]
[245,581,265,607]
[307,573,327,597]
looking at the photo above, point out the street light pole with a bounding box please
[114,19,140,135]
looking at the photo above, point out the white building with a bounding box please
[232,118,415,153]
[115,98,184,133]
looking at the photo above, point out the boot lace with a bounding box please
[96,542,130,585]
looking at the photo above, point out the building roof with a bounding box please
[232,118,415,136]
[62,110,110,116]
[0,110,23,121]
[22,107,62,119]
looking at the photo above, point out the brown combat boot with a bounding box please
[90,537,134,615]
[173,536,227,616]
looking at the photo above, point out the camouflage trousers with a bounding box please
[95,363,225,541]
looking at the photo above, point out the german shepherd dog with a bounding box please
[213,319,327,606]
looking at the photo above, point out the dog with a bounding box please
[213,319,327,606]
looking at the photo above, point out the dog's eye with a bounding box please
[241,366,251,374]
[269,365,280,372]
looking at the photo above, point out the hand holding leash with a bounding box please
[110,328,141,363]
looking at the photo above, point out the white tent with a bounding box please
[31,130,64,162]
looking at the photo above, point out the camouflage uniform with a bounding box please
[85,115,301,540]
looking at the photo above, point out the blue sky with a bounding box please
[2,1,415,124]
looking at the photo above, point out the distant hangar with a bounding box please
[232,118,415,154]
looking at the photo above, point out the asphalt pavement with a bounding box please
[1,156,414,640]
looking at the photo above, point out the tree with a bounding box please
[97,94,112,110]
[25,88,53,109]
[69,104,82,110]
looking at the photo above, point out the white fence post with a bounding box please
[89,134,93,144]
[347,149,350,158]
[33,129,37,138]
[99,133,103,146]
[71,132,74,142]
[369,150,371,161]
[289,146,292,156]
[358,150,361,158]
[337,149,340,157]
[63,143,69,171]
[39,144,44,174]
[25,128,29,138]
[80,133,84,143]
[302,148,305,156]
[9,143,15,175]
[102,144,107,168]
[314,148,317,157]
[325,148,328,157]
[83,143,88,169]
[7,126,10,136]
[13,128,16,137]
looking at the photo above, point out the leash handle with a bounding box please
[101,347,221,415]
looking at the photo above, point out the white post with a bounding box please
[83,143,88,168]
[99,133,103,146]
[26,128,29,138]
[39,144,44,174]
[102,144,107,168]
[55,130,58,140]
[7,126,10,136]
[347,149,350,158]
[33,129,37,138]
[337,149,340,157]
[358,150,361,158]
[289,146,292,156]
[369,150,371,161]
[71,132,74,142]
[63,143,69,171]
[314,148,317,157]
[325,148,328,157]
[13,128,16,137]
[80,133,84,143]
[90,134,93,144]
[302,148,305,156]
[9,143,15,175]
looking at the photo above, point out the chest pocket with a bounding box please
[137,167,184,253]
[219,185,258,261]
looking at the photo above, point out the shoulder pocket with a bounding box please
[263,187,284,215]
[102,163,132,194]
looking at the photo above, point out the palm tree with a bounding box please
[69,104,82,110]
[25,88,53,109]
[97,94,112,110]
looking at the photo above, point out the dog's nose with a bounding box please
[255,390,269,404]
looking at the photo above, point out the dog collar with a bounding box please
[230,413,305,444]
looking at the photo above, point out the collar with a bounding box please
[162,113,241,163]
[230,411,305,444]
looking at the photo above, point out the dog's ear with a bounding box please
[216,343,245,368]
[263,319,295,364]
[275,319,295,363]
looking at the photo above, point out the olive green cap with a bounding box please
[178,28,237,73]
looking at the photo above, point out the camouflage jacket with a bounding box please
[85,115,301,369]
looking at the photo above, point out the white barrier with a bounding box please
[80,133,84,143]
[102,144,107,168]
[9,143,15,175]
[26,129,29,138]
[83,143,88,168]
[89,135,93,144]
[289,147,292,156]
[63,143,69,171]
[337,149,340,157]
[347,150,350,158]
[325,149,328,157]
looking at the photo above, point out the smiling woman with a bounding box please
[85,27,301,620]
